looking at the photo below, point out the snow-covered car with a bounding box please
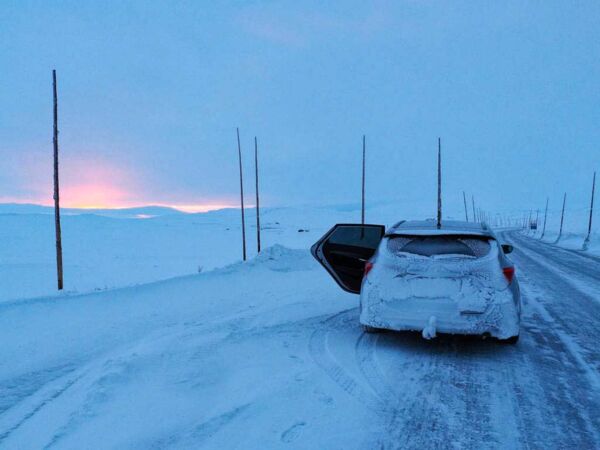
[311,220,521,343]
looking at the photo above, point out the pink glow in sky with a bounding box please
[3,150,235,212]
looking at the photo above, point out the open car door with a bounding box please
[311,224,385,294]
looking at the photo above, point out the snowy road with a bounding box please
[0,234,599,449]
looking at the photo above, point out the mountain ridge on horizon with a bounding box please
[0,203,186,218]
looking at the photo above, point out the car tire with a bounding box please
[499,335,519,345]
[363,325,381,334]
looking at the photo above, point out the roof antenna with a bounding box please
[437,137,442,229]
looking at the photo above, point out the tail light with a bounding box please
[503,266,515,283]
[364,261,374,277]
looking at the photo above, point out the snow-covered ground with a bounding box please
[1,205,599,448]
[0,203,433,302]
[2,201,596,303]
[0,246,364,448]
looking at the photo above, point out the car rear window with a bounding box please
[386,235,491,257]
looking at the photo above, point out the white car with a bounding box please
[311,220,521,343]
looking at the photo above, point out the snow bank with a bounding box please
[220,245,314,274]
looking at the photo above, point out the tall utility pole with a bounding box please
[236,128,247,261]
[361,135,366,224]
[52,70,64,291]
[463,191,469,222]
[472,196,476,223]
[584,171,596,249]
[254,136,261,253]
[437,138,442,229]
[556,193,567,243]
[541,197,549,239]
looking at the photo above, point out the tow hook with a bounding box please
[422,316,437,340]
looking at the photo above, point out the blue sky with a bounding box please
[1,1,598,216]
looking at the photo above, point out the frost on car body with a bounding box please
[311,220,521,341]
[360,235,519,339]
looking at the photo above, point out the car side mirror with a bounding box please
[501,244,514,254]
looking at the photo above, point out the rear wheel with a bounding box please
[499,334,519,345]
[363,325,382,334]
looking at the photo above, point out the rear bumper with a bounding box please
[359,288,520,339]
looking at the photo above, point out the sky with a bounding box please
[1,1,599,217]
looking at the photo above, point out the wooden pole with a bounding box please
[236,128,247,261]
[361,135,365,224]
[463,191,469,222]
[584,171,596,249]
[541,197,549,239]
[52,70,64,290]
[437,138,442,229]
[254,136,261,253]
[556,193,566,243]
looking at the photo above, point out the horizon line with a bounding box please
[0,201,245,214]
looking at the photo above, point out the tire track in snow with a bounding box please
[501,232,600,447]
[0,370,87,445]
[367,334,517,450]
[310,273,599,448]
[511,232,600,286]
[0,363,77,416]
[512,317,600,448]
[355,332,455,450]
[0,325,194,447]
[504,232,600,372]
[141,403,252,449]
[308,309,385,414]
[312,312,502,449]
[520,231,600,261]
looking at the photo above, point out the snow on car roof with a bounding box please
[387,220,494,237]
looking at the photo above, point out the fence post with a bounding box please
[583,171,596,250]
[361,135,366,224]
[254,136,261,253]
[555,193,567,243]
[52,70,64,291]
[540,197,549,239]
[236,128,247,261]
[437,138,442,229]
